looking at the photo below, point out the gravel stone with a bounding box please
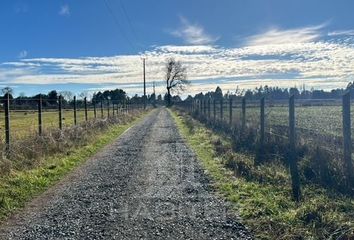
[0,108,252,240]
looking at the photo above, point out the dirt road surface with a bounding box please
[0,108,252,240]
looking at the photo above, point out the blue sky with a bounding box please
[1,0,354,97]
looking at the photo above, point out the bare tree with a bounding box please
[165,58,189,106]
[59,91,74,102]
[2,87,13,95]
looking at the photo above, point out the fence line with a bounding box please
[177,94,354,200]
[1,95,143,152]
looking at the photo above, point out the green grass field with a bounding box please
[0,108,125,141]
[0,104,351,143]
[209,104,350,137]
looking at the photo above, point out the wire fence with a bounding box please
[176,93,354,200]
[0,95,144,147]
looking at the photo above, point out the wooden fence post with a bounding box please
[93,100,97,118]
[100,100,104,118]
[58,95,63,130]
[220,98,224,121]
[84,97,88,121]
[73,96,77,125]
[242,97,246,130]
[4,94,10,151]
[260,97,265,146]
[38,95,42,135]
[112,103,115,116]
[213,99,216,122]
[289,95,301,201]
[126,100,128,114]
[107,100,110,117]
[342,92,353,189]
[208,98,211,120]
[229,98,233,126]
[199,100,202,115]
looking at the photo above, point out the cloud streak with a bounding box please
[170,16,219,45]
[2,27,354,95]
[245,24,325,46]
[328,30,354,36]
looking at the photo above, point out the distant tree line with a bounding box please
[185,82,354,102]
[0,87,172,108]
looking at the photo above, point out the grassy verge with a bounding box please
[0,110,150,221]
[171,109,354,240]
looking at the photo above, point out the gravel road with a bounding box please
[0,108,252,240]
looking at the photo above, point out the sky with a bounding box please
[1,0,354,97]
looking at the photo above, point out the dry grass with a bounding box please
[172,109,354,240]
[0,108,149,220]
[0,109,141,175]
[0,107,127,140]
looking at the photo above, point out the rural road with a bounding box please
[0,108,251,240]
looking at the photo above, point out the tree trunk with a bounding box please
[167,87,171,106]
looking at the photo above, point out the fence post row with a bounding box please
[73,96,77,125]
[289,95,301,201]
[342,92,353,188]
[38,95,42,135]
[4,94,10,151]
[183,93,354,199]
[58,95,63,130]
[84,97,88,121]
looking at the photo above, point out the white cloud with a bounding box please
[328,30,354,36]
[170,16,219,45]
[59,4,70,16]
[18,50,28,59]
[155,45,218,54]
[2,27,354,95]
[245,24,325,46]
